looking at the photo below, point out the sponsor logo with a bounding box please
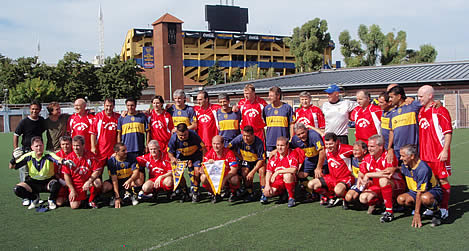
[244,108,260,118]
[104,122,117,131]
[73,122,89,131]
[356,118,371,128]
[419,118,430,129]
[328,159,341,169]
[198,114,212,123]
[297,117,311,125]
[152,120,165,129]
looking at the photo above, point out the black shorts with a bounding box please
[105,178,131,196]
[24,176,56,194]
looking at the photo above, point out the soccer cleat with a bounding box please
[48,200,57,210]
[431,210,442,227]
[137,190,144,200]
[326,198,341,208]
[191,192,200,203]
[319,196,329,206]
[211,194,221,204]
[131,195,139,206]
[22,198,31,206]
[260,195,269,204]
[342,201,349,210]
[380,212,394,223]
[89,201,98,209]
[228,193,237,202]
[123,191,132,204]
[440,208,449,220]
[287,198,296,208]
[423,208,434,217]
[28,196,40,210]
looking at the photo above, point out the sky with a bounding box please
[1,0,468,65]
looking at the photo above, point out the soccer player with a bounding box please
[148,95,174,152]
[228,125,266,203]
[55,136,73,207]
[289,122,325,201]
[378,92,393,148]
[201,135,240,203]
[194,90,221,152]
[90,98,120,169]
[397,144,443,227]
[136,140,173,202]
[263,86,295,156]
[417,85,452,219]
[45,102,70,152]
[237,84,267,143]
[216,93,241,147]
[102,143,140,208]
[168,123,206,202]
[63,136,102,209]
[322,85,358,144]
[307,132,354,207]
[67,98,95,151]
[167,89,197,132]
[387,85,422,163]
[353,90,382,144]
[295,91,325,131]
[264,136,300,207]
[344,140,368,209]
[10,136,69,210]
[12,101,46,206]
[357,135,406,222]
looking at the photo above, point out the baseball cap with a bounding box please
[324,84,340,93]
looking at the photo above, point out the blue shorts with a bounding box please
[350,184,365,194]
[406,187,442,202]
[300,159,329,176]
[178,152,203,170]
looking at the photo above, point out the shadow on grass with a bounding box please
[446,185,469,224]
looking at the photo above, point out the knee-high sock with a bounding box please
[440,183,451,210]
[188,169,198,193]
[285,182,295,200]
[381,185,393,213]
[89,186,101,203]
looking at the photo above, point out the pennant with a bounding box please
[202,160,226,195]
[171,160,187,191]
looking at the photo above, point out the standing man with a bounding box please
[194,90,220,152]
[263,86,295,156]
[90,98,120,169]
[148,95,174,152]
[353,90,382,144]
[238,84,267,143]
[378,92,393,148]
[45,102,70,152]
[13,101,46,206]
[417,85,452,219]
[322,85,358,144]
[295,91,325,131]
[167,89,197,132]
[216,93,241,147]
[67,98,95,151]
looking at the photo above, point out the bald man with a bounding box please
[67,98,95,151]
[353,90,382,144]
[417,85,452,220]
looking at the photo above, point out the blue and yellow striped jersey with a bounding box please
[168,130,204,159]
[228,134,265,163]
[380,110,392,148]
[401,160,439,192]
[351,157,361,178]
[262,103,294,148]
[168,104,196,127]
[290,129,323,165]
[107,156,137,180]
[389,100,421,150]
[216,109,241,147]
[117,113,148,153]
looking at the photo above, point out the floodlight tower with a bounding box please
[98,4,104,65]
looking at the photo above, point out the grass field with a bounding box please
[1,130,469,250]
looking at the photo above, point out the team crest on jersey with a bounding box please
[356,118,371,128]
[224,114,228,119]
[104,122,117,130]
[120,163,125,168]
[198,114,211,123]
[246,145,250,150]
[398,108,402,114]
[297,117,311,125]
[152,120,164,129]
[183,142,188,147]
[131,116,135,122]
[75,166,89,175]
[245,108,260,118]
[419,118,430,129]
[328,159,341,169]
[73,122,89,131]
[274,110,278,115]
[178,111,181,115]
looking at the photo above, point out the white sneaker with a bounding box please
[48,200,57,210]
[131,195,139,206]
[22,199,30,206]
[137,191,144,200]
[423,209,434,217]
[440,208,449,219]
[28,197,40,210]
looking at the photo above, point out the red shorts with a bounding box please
[321,175,354,192]
[149,177,173,191]
[69,186,87,202]
[427,161,451,179]
[58,186,69,198]
[271,175,286,195]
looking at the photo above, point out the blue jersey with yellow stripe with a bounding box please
[381,110,392,148]
[401,160,439,192]
[263,103,294,148]
[216,109,241,146]
[351,157,361,178]
[228,134,265,163]
[117,113,148,153]
[168,130,204,160]
[168,104,196,127]
[290,129,323,166]
[389,100,421,151]
[107,156,137,180]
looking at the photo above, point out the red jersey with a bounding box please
[67,112,95,151]
[203,148,238,173]
[238,98,267,141]
[148,110,174,151]
[326,143,354,179]
[89,111,119,158]
[353,104,382,143]
[54,149,70,180]
[62,151,101,189]
[136,152,172,180]
[295,105,325,129]
[359,150,402,180]
[418,103,452,162]
[267,149,300,173]
[194,104,220,148]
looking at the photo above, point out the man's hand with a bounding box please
[264,185,272,196]
[154,177,162,189]
[115,198,121,209]
[207,159,215,164]
[246,171,255,183]
[169,156,177,165]
[123,179,132,190]
[438,149,449,162]
[69,189,77,202]
[386,149,395,164]
[232,105,239,113]
[412,213,422,228]
[120,110,128,117]
[82,180,92,191]
[90,147,97,155]
[270,171,278,183]
[314,168,323,179]
[63,159,76,168]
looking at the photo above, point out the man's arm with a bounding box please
[83,169,100,191]
[123,169,140,189]
[438,133,452,161]
[188,121,197,131]
[412,191,423,228]
[117,131,122,143]
[315,149,325,178]
[13,134,19,149]
[111,175,121,208]
[64,173,77,201]
[248,160,264,181]
[90,134,97,154]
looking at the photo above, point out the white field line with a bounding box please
[145,204,281,250]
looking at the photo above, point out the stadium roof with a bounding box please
[188,61,469,96]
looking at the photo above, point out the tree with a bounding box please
[381,31,407,65]
[285,18,331,72]
[205,61,224,86]
[9,78,60,104]
[229,68,243,83]
[95,56,148,99]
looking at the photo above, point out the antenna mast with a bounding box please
[98,4,104,65]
